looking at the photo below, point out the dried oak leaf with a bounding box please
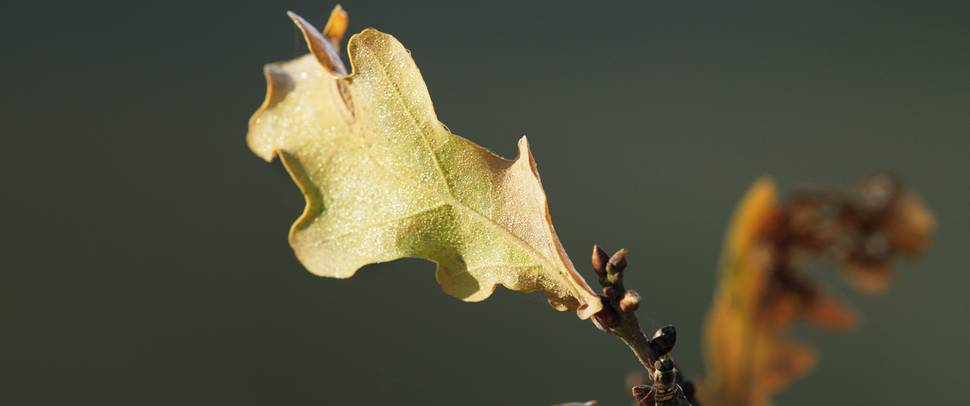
[246,8,601,318]
[700,179,856,406]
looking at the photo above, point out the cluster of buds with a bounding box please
[590,245,641,331]
[589,245,696,406]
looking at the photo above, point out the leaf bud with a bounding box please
[619,289,641,312]
[608,249,628,273]
[592,244,610,277]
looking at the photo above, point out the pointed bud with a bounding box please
[592,244,610,277]
[619,289,641,312]
[608,249,628,273]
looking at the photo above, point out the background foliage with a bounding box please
[2,0,968,404]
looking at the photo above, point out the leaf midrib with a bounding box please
[352,39,575,287]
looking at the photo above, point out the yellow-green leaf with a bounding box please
[247,8,601,319]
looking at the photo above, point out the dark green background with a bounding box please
[3,1,967,404]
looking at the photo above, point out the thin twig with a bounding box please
[590,246,695,405]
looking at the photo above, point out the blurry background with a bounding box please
[2,0,967,404]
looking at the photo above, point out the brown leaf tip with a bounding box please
[322,4,349,47]
[287,10,348,75]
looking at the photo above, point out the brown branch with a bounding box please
[590,246,696,406]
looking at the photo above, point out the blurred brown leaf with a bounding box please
[699,177,933,406]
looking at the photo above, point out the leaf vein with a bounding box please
[355,40,565,281]
[318,203,448,244]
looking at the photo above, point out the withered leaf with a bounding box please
[701,179,856,406]
[700,176,934,406]
[247,7,601,318]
